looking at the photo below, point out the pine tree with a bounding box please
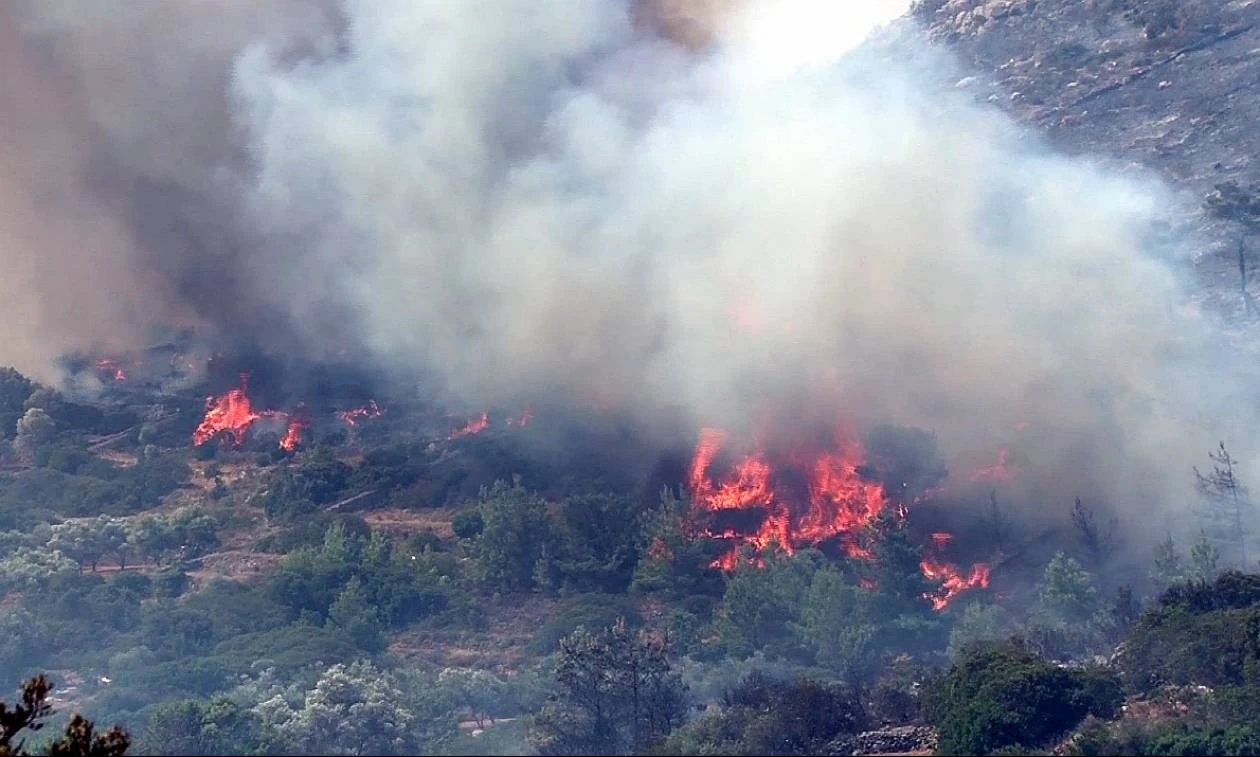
[1193,442,1251,567]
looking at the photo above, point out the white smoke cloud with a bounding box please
[221,0,1248,539]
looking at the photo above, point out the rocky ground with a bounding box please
[913,0,1260,315]
[827,725,940,756]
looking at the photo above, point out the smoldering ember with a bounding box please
[2,1,1260,756]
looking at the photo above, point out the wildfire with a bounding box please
[191,375,302,451]
[192,377,273,448]
[339,400,383,427]
[93,359,127,382]
[449,411,490,439]
[688,427,887,567]
[506,407,534,427]
[920,560,992,611]
[280,406,312,452]
[971,448,1018,482]
[448,408,533,438]
[687,426,990,610]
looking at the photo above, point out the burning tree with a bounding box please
[1193,441,1252,569]
[684,422,989,610]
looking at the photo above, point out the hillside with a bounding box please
[918,0,1260,311]
[2,2,1260,757]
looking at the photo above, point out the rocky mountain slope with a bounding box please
[915,0,1260,314]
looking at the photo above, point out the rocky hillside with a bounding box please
[915,0,1260,313]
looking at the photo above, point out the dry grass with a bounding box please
[185,549,285,589]
[363,506,456,539]
[389,595,562,673]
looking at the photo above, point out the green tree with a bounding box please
[47,522,105,573]
[795,567,879,679]
[325,577,386,652]
[868,513,935,617]
[1190,536,1222,583]
[546,493,642,592]
[1151,534,1186,593]
[927,644,1122,755]
[450,510,484,540]
[274,661,422,755]
[436,668,509,729]
[0,549,77,594]
[530,619,687,755]
[1071,498,1118,572]
[1194,442,1251,568]
[1027,552,1107,658]
[138,698,260,756]
[664,674,867,756]
[474,480,552,592]
[0,675,129,756]
[630,490,722,597]
[0,369,34,441]
[717,548,816,657]
[948,602,1011,659]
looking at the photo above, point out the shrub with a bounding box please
[451,510,484,539]
[928,643,1123,755]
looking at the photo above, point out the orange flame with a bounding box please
[688,426,992,610]
[94,359,127,382]
[449,411,490,439]
[971,448,1018,482]
[192,376,274,448]
[920,559,991,611]
[448,408,534,438]
[280,406,312,452]
[338,400,383,427]
[688,428,885,567]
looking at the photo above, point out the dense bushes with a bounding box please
[927,643,1123,755]
[1119,571,1260,691]
[664,673,867,755]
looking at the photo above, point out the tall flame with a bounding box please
[688,428,885,567]
[687,426,990,610]
[192,377,271,448]
[280,406,312,452]
[191,375,303,450]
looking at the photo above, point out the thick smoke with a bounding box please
[0,1,1251,541]
[0,1,342,381]
[232,0,1241,536]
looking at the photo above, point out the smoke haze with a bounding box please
[0,0,1251,540]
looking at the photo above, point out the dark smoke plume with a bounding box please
[0,0,1254,548]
